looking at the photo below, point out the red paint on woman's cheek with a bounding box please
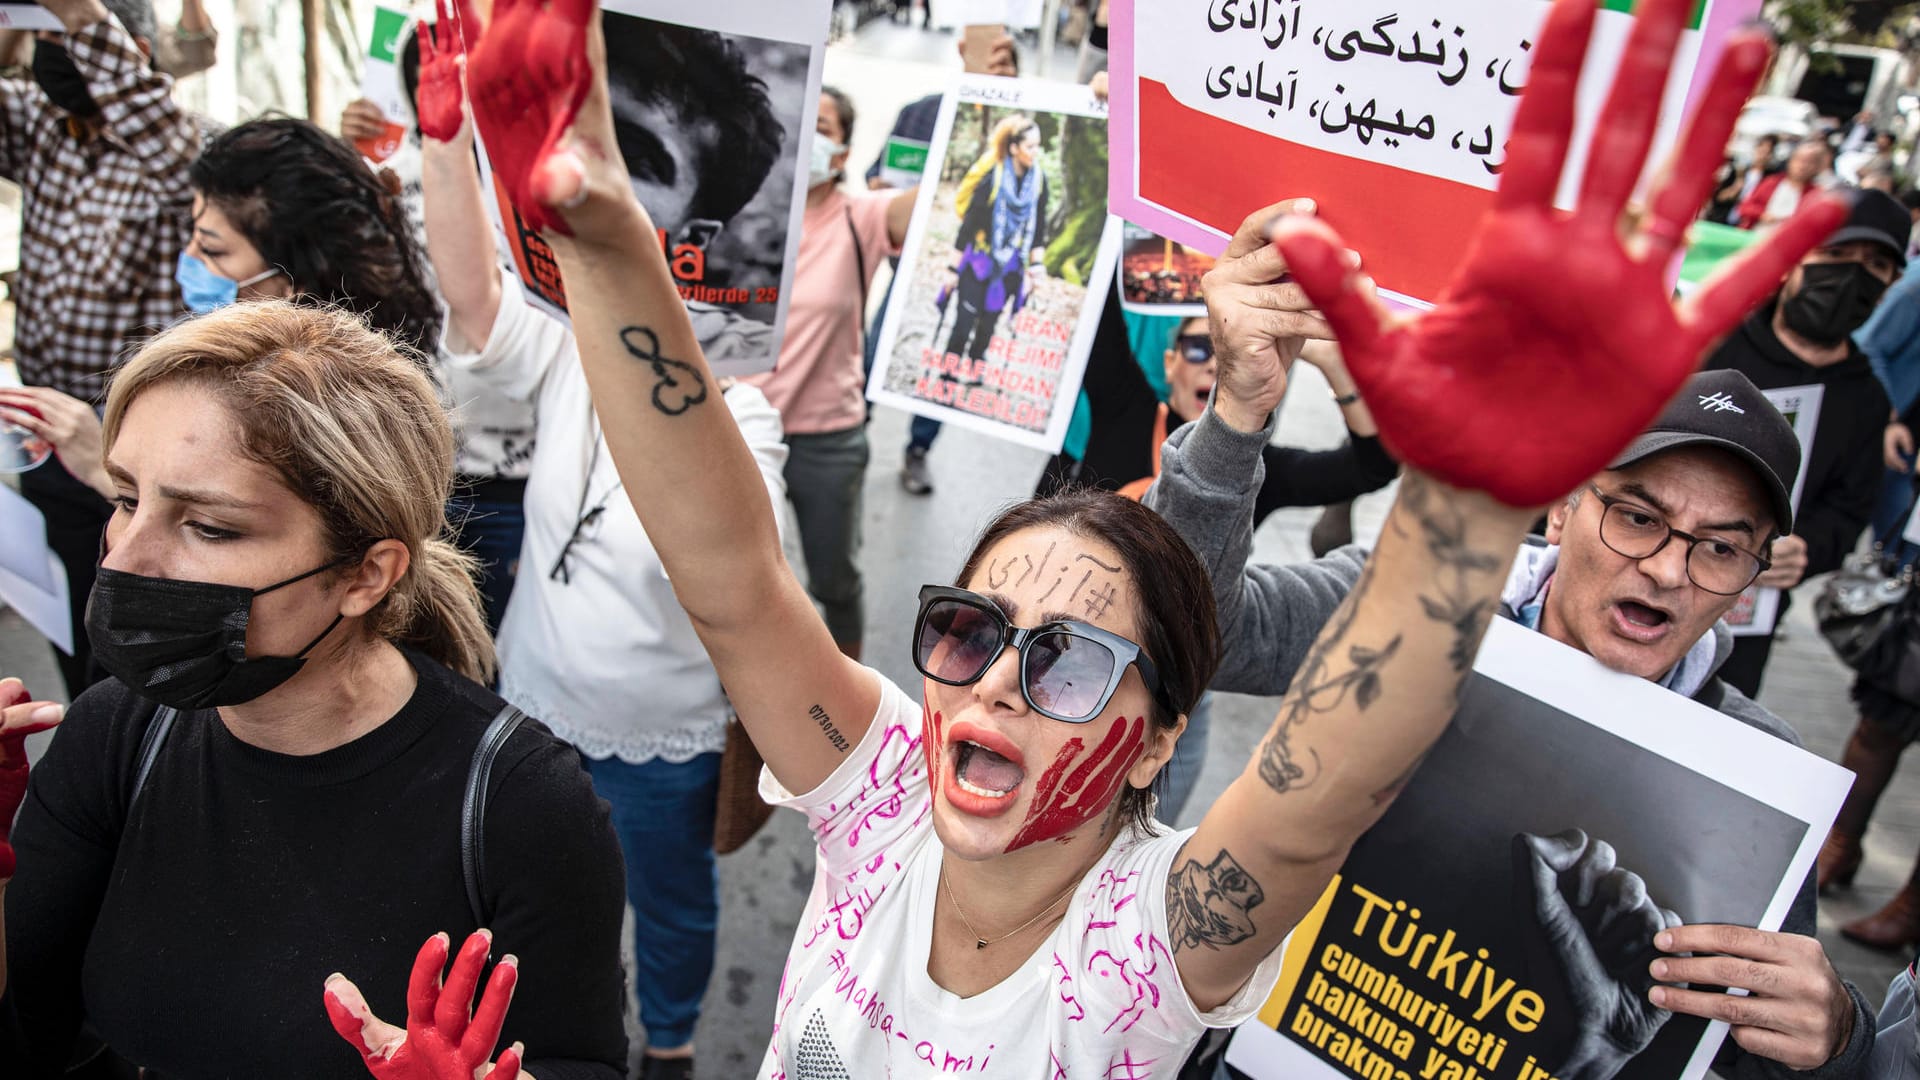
[922,704,944,795]
[1005,715,1147,852]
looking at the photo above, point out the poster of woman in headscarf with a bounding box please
[867,75,1119,453]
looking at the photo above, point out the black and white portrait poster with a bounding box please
[476,0,827,376]
[1225,619,1851,1080]
[867,75,1120,453]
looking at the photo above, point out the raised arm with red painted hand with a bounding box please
[1159,0,1853,1015]
[462,0,593,237]
[462,0,878,798]
[324,930,529,1080]
[414,0,470,144]
[1269,0,1847,508]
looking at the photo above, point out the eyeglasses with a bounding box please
[1174,334,1214,365]
[912,585,1172,723]
[1586,485,1771,596]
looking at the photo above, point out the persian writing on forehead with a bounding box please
[984,547,1125,621]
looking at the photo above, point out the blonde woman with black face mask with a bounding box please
[0,302,628,1078]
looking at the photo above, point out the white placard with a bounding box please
[0,3,63,31]
[866,75,1120,453]
[1725,383,1824,638]
[1226,617,1851,1080]
[475,0,830,377]
[0,483,70,654]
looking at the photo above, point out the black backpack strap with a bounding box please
[462,704,527,926]
[128,705,179,808]
[845,204,869,348]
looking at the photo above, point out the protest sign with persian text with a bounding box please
[1109,0,1757,308]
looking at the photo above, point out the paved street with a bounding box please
[0,15,1912,1074]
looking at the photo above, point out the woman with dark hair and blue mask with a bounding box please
[8,114,531,635]
[180,116,442,353]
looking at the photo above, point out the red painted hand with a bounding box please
[0,678,63,881]
[462,0,595,236]
[415,0,470,144]
[325,930,525,1080]
[1271,0,1847,508]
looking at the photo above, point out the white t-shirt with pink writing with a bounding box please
[756,673,1285,1078]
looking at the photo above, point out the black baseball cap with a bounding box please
[1827,187,1911,267]
[1607,370,1801,535]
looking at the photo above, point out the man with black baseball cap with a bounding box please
[1704,187,1911,696]
[1150,364,1874,1074]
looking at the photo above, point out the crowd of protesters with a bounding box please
[0,0,1918,1077]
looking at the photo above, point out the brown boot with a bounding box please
[1842,886,1920,951]
[1818,829,1864,892]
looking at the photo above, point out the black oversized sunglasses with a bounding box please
[1174,334,1214,365]
[912,585,1173,723]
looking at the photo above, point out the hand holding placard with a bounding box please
[1267,0,1846,507]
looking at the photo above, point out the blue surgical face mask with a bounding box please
[176,251,282,314]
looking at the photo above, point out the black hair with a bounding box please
[602,15,784,226]
[1900,188,1920,212]
[400,24,422,121]
[190,118,441,356]
[821,84,856,147]
[954,489,1220,834]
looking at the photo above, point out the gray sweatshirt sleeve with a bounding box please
[1143,405,1366,697]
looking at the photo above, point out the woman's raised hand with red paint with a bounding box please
[325,930,528,1080]
[462,0,602,237]
[1271,0,1848,508]
[415,0,470,144]
[0,678,62,881]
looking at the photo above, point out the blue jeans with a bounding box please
[584,752,722,1049]
[446,482,526,635]
[1157,691,1214,826]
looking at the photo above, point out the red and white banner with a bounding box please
[1109,0,1758,308]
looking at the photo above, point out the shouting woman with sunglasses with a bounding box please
[451,0,1839,1071]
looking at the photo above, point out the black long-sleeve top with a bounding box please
[1706,300,1893,578]
[1064,291,1398,520]
[3,649,629,1079]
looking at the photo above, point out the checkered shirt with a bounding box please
[4,13,201,402]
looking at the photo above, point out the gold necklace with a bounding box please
[940,862,1078,950]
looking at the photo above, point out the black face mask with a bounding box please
[1780,260,1889,347]
[31,41,99,118]
[85,559,350,710]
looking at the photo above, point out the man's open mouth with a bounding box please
[1616,600,1672,628]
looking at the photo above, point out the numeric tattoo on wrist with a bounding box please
[809,704,850,753]
[620,326,708,416]
[1167,846,1266,954]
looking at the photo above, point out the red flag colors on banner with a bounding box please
[1110,0,1755,308]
